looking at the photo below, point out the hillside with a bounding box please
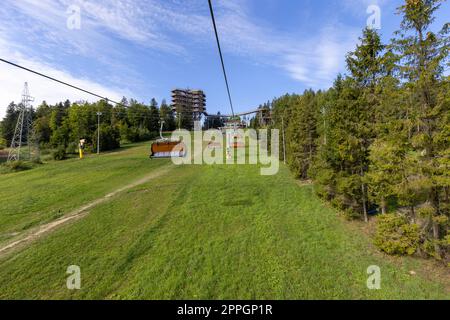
[0,143,448,299]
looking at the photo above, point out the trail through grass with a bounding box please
[0,142,169,244]
[0,144,448,299]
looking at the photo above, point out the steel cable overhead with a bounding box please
[2,1,238,120]
[0,58,121,104]
[0,58,230,120]
[207,0,235,118]
[0,58,198,120]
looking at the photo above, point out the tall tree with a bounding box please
[346,28,385,89]
[149,98,160,133]
[160,99,176,131]
[286,90,318,179]
[1,102,19,145]
[394,0,449,258]
[33,101,52,144]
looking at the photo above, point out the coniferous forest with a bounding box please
[265,1,449,263]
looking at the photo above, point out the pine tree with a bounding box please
[1,102,19,145]
[286,91,318,179]
[149,98,160,134]
[394,0,449,258]
[160,99,176,131]
[312,28,387,221]
[367,138,404,214]
[346,28,385,89]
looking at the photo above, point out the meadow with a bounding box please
[0,143,170,244]
[0,143,448,299]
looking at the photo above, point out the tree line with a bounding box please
[259,0,449,262]
[1,97,177,157]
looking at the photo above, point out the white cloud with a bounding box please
[0,0,365,118]
[282,25,360,87]
[212,0,360,88]
[2,0,361,88]
[0,45,127,118]
[2,0,185,54]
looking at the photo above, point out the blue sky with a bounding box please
[0,0,449,117]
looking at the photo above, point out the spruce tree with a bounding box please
[1,102,19,145]
[160,99,176,131]
[394,0,449,258]
[286,90,318,179]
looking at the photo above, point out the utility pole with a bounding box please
[96,111,102,154]
[159,120,165,140]
[322,106,327,146]
[281,116,286,164]
[8,82,34,162]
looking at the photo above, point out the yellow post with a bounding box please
[79,139,86,159]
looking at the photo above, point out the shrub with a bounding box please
[0,137,6,150]
[2,160,31,172]
[120,126,158,143]
[66,142,79,154]
[309,161,335,200]
[342,208,361,220]
[93,125,121,152]
[374,214,420,256]
[52,147,66,161]
[31,157,43,165]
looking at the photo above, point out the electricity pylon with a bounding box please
[7,83,35,162]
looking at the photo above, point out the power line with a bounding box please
[0,57,202,121]
[207,0,235,118]
[0,58,122,105]
[69,109,195,119]
[2,30,241,122]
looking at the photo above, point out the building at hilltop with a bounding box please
[171,89,206,130]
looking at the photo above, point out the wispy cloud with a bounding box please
[2,0,186,54]
[281,27,360,87]
[0,0,369,116]
[212,0,361,88]
[0,34,127,117]
[0,0,153,116]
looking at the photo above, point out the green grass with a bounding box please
[0,143,448,299]
[0,142,169,244]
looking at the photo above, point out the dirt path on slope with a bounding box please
[0,165,174,259]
